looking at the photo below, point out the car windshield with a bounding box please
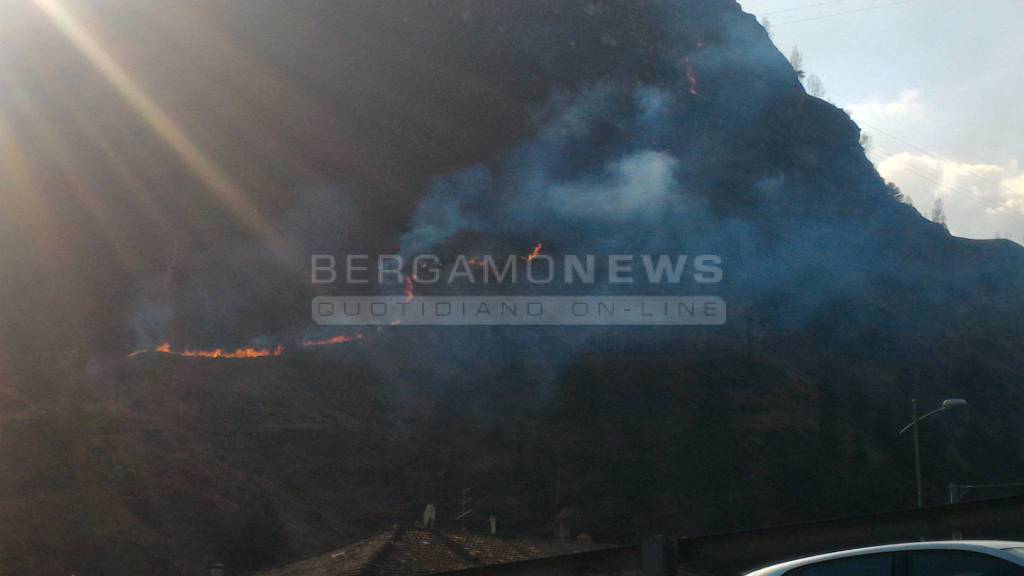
[1006,548,1024,560]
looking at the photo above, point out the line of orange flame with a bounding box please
[300,333,364,347]
[404,275,415,302]
[521,243,543,262]
[152,342,285,358]
[453,243,549,269]
[131,244,544,360]
[132,334,365,359]
[684,57,699,96]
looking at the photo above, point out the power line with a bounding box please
[866,141,1024,226]
[761,0,1017,230]
[761,0,864,17]
[864,131,1023,219]
[858,118,1021,201]
[774,0,922,26]
[748,3,1012,228]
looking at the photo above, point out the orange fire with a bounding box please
[131,331,369,359]
[404,275,415,302]
[151,342,285,358]
[180,345,284,359]
[520,243,543,262]
[684,57,699,96]
[300,333,364,347]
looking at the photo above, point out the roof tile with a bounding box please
[250,527,605,576]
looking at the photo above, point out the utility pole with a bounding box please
[899,398,967,509]
[457,487,473,531]
[913,399,923,508]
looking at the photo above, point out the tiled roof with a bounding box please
[252,530,395,576]
[251,527,605,576]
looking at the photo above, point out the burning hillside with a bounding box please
[154,343,284,359]
[300,333,365,348]
[130,334,364,359]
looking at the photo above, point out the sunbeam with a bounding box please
[29,0,282,247]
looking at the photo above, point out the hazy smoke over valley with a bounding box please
[124,0,925,353]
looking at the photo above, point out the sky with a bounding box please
[739,0,1024,242]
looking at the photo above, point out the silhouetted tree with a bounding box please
[931,198,948,229]
[806,74,825,98]
[885,182,905,203]
[788,47,805,79]
[860,132,873,152]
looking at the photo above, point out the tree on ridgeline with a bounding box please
[860,132,873,152]
[885,182,906,204]
[931,198,948,229]
[806,74,826,98]
[789,46,805,79]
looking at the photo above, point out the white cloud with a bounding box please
[999,168,1024,214]
[847,89,925,122]
[875,152,1024,241]
[847,87,1022,240]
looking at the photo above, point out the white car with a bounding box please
[746,541,1024,576]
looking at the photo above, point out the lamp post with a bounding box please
[899,398,967,508]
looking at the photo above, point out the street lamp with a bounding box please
[899,398,967,508]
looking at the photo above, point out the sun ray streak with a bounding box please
[29,0,281,245]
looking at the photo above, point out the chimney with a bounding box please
[422,503,436,528]
[489,515,497,535]
[208,563,225,576]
